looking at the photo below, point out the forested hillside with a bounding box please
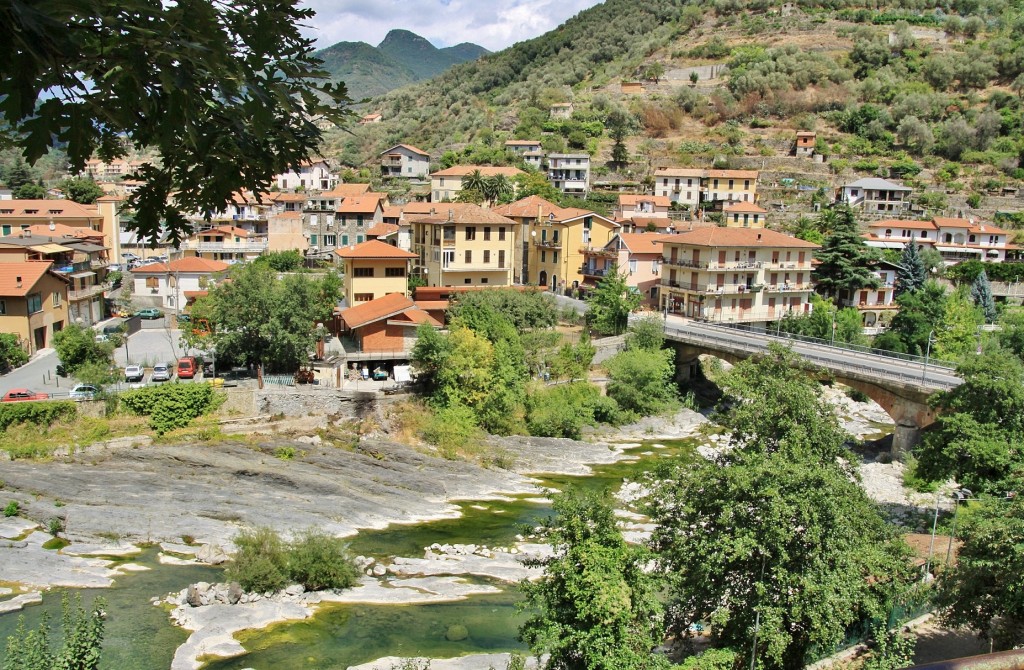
[327,0,1024,228]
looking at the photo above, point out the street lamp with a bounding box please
[920,329,936,384]
[829,308,838,346]
[944,488,973,568]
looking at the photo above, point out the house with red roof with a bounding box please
[0,260,70,354]
[581,233,665,304]
[130,257,229,310]
[337,293,440,354]
[181,226,267,262]
[334,239,418,306]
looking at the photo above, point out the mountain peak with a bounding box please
[378,29,437,52]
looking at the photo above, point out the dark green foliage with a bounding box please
[550,331,596,382]
[420,404,484,456]
[0,401,76,433]
[778,296,866,346]
[52,324,112,376]
[813,205,881,299]
[604,348,677,418]
[226,526,289,593]
[0,333,28,370]
[525,383,618,439]
[256,250,304,272]
[4,501,19,517]
[448,289,557,330]
[948,261,1024,284]
[3,593,105,670]
[877,280,948,355]
[676,649,739,670]
[0,0,353,243]
[936,477,1024,649]
[916,352,1024,495]
[862,624,917,670]
[12,183,46,199]
[56,177,105,205]
[119,384,219,435]
[286,528,361,591]
[625,315,665,352]
[519,490,668,670]
[970,270,998,323]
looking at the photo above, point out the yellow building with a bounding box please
[410,204,517,287]
[0,260,70,354]
[429,166,524,202]
[653,167,760,209]
[659,227,819,324]
[335,239,418,305]
[723,201,768,228]
[0,198,120,261]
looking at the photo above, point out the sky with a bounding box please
[299,0,606,52]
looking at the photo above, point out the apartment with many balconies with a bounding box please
[409,204,517,287]
[654,167,760,209]
[862,217,1017,264]
[580,233,663,304]
[659,227,819,324]
[547,154,591,195]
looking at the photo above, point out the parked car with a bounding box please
[124,364,144,382]
[2,389,49,402]
[151,363,172,382]
[69,384,99,401]
[135,308,164,320]
[177,356,199,379]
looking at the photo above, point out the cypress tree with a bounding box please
[895,240,927,296]
[971,269,997,324]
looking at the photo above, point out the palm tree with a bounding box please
[485,174,514,204]
[462,169,486,196]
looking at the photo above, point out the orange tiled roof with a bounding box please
[340,293,414,329]
[322,184,372,198]
[10,223,99,239]
[494,195,565,220]
[381,143,429,157]
[0,200,102,219]
[430,165,524,178]
[616,233,665,254]
[407,203,517,226]
[868,219,935,231]
[724,201,767,213]
[0,260,58,297]
[619,194,671,208]
[335,194,385,214]
[393,308,441,327]
[657,228,819,249]
[365,223,399,238]
[334,239,417,259]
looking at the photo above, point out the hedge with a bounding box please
[119,383,219,435]
[0,401,76,432]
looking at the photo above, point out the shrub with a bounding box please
[4,501,18,517]
[0,333,28,370]
[0,401,76,432]
[287,528,360,591]
[120,383,220,435]
[902,455,939,493]
[228,526,360,593]
[604,348,679,417]
[526,383,618,439]
[420,404,484,459]
[227,526,289,593]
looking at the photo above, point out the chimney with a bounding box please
[429,207,436,216]
[16,276,22,288]
[757,233,762,241]
[447,209,453,222]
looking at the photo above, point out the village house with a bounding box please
[839,260,900,331]
[653,167,760,209]
[0,226,111,326]
[494,195,566,285]
[862,217,1016,264]
[529,206,618,293]
[410,203,518,287]
[614,194,671,220]
[275,159,338,191]
[337,292,440,355]
[429,165,524,202]
[547,154,591,195]
[359,112,383,124]
[795,131,816,157]
[659,227,819,325]
[839,178,912,213]
[130,257,229,310]
[180,225,268,263]
[504,140,545,169]
[0,197,122,263]
[0,261,70,355]
[723,201,768,227]
[549,102,574,119]
[580,233,663,304]
[379,144,431,180]
[334,239,417,306]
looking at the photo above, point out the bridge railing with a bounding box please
[663,324,959,390]
[698,320,957,371]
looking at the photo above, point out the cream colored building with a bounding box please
[723,201,768,227]
[0,261,70,354]
[410,204,517,287]
[335,239,418,306]
[0,197,120,264]
[529,208,618,292]
[429,166,524,202]
[654,167,760,208]
[181,225,268,262]
[659,227,819,324]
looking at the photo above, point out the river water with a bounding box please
[0,439,696,670]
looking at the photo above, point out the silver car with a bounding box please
[151,363,172,382]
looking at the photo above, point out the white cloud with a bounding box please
[299,0,605,52]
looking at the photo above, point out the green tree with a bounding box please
[463,169,487,196]
[877,280,947,355]
[862,623,917,670]
[53,324,112,375]
[606,110,631,169]
[486,174,515,204]
[57,177,105,205]
[256,250,303,272]
[643,62,665,83]
[936,477,1024,649]
[604,347,677,418]
[2,161,36,190]
[778,296,866,347]
[519,490,668,670]
[895,240,927,297]
[971,269,998,324]
[512,172,562,202]
[525,382,616,439]
[916,352,1024,494]
[13,183,47,199]
[812,205,879,300]
[0,0,352,243]
[586,265,640,335]
[550,330,596,382]
[625,314,665,352]
[3,593,105,670]
[193,263,338,376]
[0,333,28,370]
[934,288,982,362]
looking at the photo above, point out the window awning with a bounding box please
[935,246,982,254]
[28,243,73,253]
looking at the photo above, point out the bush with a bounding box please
[120,383,220,435]
[288,528,360,591]
[0,401,76,432]
[604,348,678,417]
[0,333,28,370]
[227,526,360,593]
[526,383,618,439]
[420,404,484,458]
[4,501,18,517]
[902,455,939,493]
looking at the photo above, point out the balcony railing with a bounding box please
[764,283,813,292]
[663,258,766,271]
[580,246,617,258]
[183,240,268,253]
[69,283,110,301]
[441,265,508,272]
[534,239,561,249]
[90,258,110,270]
[580,266,609,277]
[762,261,810,270]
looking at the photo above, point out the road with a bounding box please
[661,316,962,391]
[1,318,212,397]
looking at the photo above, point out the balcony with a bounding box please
[580,246,616,258]
[764,283,813,292]
[441,264,508,272]
[89,258,110,270]
[580,265,609,277]
[534,239,562,249]
[183,239,269,253]
[763,261,810,270]
[69,283,110,301]
[701,283,763,295]
[663,258,764,271]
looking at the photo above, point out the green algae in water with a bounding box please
[42,537,70,550]
[0,547,223,670]
[204,592,527,670]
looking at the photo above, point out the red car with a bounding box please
[1,389,50,402]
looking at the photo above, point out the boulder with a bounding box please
[285,584,305,596]
[227,582,243,605]
[185,584,203,608]
[445,624,469,642]
[372,564,387,577]
[196,544,230,565]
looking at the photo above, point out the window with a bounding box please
[146,276,159,288]
[481,278,488,284]
[465,250,472,264]
[652,260,660,274]
[0,225,9,236]
[541,251,546,263]
[498,250,505,268]
[27,293,42,313]
[354,293,373,303]
[483,227,491,241]
[357,215,364,227]
[51,291,61,307]
[385,267,406,277]
[353,267,374,277]
[498,227,506,241]
[357,235,364,243]
[310,234,318,246]
[465,226,476,241]
[324,235,336,246]
[0,300,5,314]
[552,251,558,264]
[342,234,349,245]
[464,278,472,284]
[483,250,491,264]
